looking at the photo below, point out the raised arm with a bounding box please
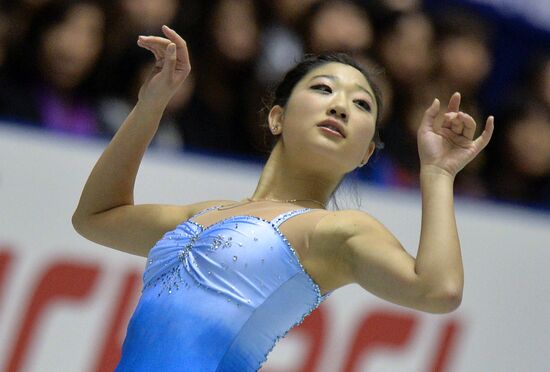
[414,93,493,308]
[72,26,207,256]
[326,93,494,313]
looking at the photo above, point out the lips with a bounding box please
[317,119,346,138]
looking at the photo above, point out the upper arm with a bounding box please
[72,200,233,257]
[334,211,454,313]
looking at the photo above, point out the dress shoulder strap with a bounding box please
[270,208,313,228]
[188,204,222,221]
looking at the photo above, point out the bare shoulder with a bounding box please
[310,208,401,262]
[72,199,236,257]
[312,209,390,241]
[305,209,398,290]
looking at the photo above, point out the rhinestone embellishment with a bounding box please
[142,209,328,306]
[210,234,233,251]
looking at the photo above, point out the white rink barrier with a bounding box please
[1,123,549,372]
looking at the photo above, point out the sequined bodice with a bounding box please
[116,206,329,372]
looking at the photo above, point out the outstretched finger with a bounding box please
[473,116,495,151]
[162,25,185,48]
[137,37,162,60]
[139,35,171,45]
[447,92,461,113]
[162,25,190,68]
[138,36,170,53]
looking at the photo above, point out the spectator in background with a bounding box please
[373,11,437,188]
[432,7,494,196]
[120,0,179,32]
[100,0,184,97]
[0,2,36,119]
[379,7,494,196]
[96,0,204,151]
[0,0,547,212]
[377,0,421,13]
[527,53,550,111]
[255,0,319,86]
[539,58,550,109]
[1,0,52,46]
[431,7,493,119]
[366,0,422,33]
[107,0,182,48]
[189,0,265,156]
[486,101,550,208]
[0,5,11,86]
[0,9,8,69]
[0,6,12,121]
[301,0,374,55]
[377,11,435,94]
[1,0,106,136]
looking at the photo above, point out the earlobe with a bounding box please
[268,105,284,135]
[359,142,376,167]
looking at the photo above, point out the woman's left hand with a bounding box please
[417,92,494,178]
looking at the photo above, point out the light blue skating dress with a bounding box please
[116,205,329,371]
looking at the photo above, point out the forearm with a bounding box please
[415,166,464,300]
[73,100,165,218]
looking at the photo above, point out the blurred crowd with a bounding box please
[0,0,549,210]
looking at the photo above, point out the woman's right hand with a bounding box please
[136,25,191,109]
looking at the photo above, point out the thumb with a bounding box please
[161,43,177,79]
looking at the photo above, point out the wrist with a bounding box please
[420,166,456,192]
[420,164,456,181]
[419,166,456,206]
[135,98,168,116]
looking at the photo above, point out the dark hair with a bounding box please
[265,52,383,149]
[263,52,385,209]
[432,5,494,44]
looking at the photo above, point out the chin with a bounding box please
[296,143,352,174]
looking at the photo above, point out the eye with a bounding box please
[311,84,332,94]
[354,99,372,112]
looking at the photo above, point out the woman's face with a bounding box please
[121,0,178,31]
[507,110,550,177]
[275,62,377,173]
[212,0,259,63]
[380,13,434,85]
[308,2,373,54]
[439,36,491,89]
[40,3,105,91]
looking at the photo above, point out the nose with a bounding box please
[327,93,348,122]
[327,106,348,122]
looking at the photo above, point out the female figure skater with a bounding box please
[72,26,494,371]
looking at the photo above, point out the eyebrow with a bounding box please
[308,74,375,102]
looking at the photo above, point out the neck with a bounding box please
[251,142,343,205]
